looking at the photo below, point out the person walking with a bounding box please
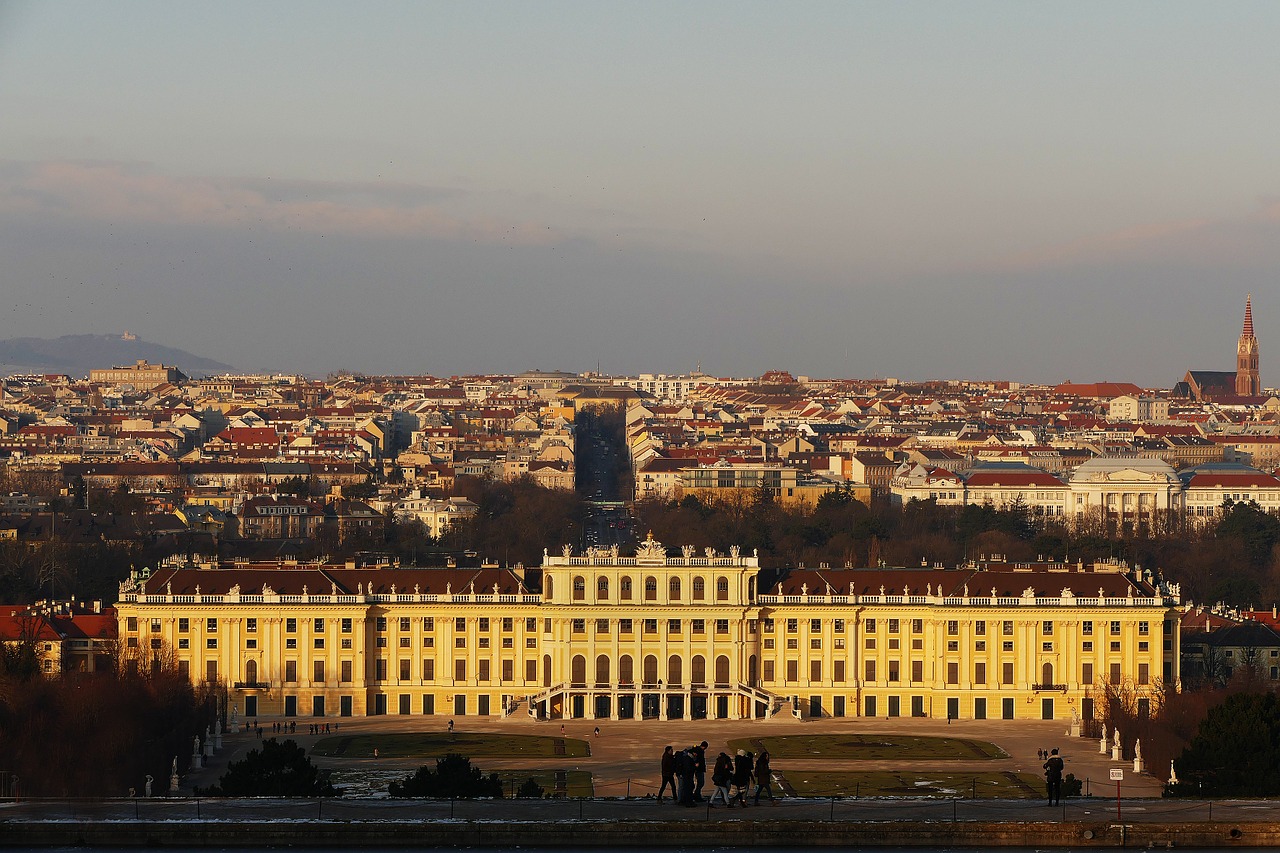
[657,746,677,804]
[708,752,734,807]
[753,749,775,803]
[692,741,708,802]
[677,748,696,806]
[732,749,754,806]
[1043,747,1064,806]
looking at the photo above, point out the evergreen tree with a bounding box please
[198,738,336,797]
[388,753,503,798]
[1170,692,1280,797]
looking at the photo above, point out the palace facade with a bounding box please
[114,537,1181,724]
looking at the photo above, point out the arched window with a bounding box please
[669,577,681,601]
[596,654,611,686]
[620,576,633,601]
[572,576,585,601]
[748,654,759,686]
[645,577,657,601]
[715,655,730,687]
[543,654,552,687]
[245,659,258,684]
[619,654,634,686]
[716,576,729,601]
[571,655,587,686]
[692,576,705,601]
[544,575,554,600]
[1042,661,1054,687]
[691,655,706,686]
[668,655,683,687]
[747,576,756,602]
[643,655,658,686]
[596,576,609,600]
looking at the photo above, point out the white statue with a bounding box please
[145,775,153,797]
[414,584,420,595]
[332,582,338,595]
[800,583,808,595]
[562,544,573,558]
[302,584,308,595]
[227,583,240,596]
[390,584,396,595]
[446,582,451,595]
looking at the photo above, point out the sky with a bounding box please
[2,1,1279,386]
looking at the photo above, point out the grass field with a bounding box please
[311,732,591,759]
[727,733,1007,761]
[779,770,1044,799]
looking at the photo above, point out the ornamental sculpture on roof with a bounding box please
[636,532,666,561]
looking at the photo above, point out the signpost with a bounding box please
[1110,767,1124,821]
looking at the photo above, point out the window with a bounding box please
[206,638,217,649]
[286,638,297,649]
[341,618,352,633]
[865,637,876,649]
[1002,621,1013,636]
[1083,641,1093,652]
[286,618,297,633]
[911,660,923,682]
[692,577,704,600]
[811,660,822,682]
[572,619,585,634]
[692,619,705,634]
[399,636,410,648]
[477,617,489,632]
[313,638,325,649]
[1110,621,1121,635]
[597,577,609,600]
[975,662,986,684]
[127,616,138,632]
[455,637,465,648]
[573,576,585,601]
[911,619,923,634]
[763,618,775,632]
[314,660,325,683]
[787,619,798,634]
[834,619,845,632]
[207,618,218,633]
[502,660,513,682]
[947,662,958,684]
[810,619,822,632]
[669,577,681,600]
[715,619,729,634]
[525,618,536,632]
[947,641,958,651]
[864,660,876,681]
[621,577,633,600]
[1002,641,1014,652]
[399,659,411,681]
[526,637,537,648]
[478,660,490,682]
[1110,641,1121,652]
[975,641,986,651]
[1082,663,1093,684]
[246,618,257,632]
[1138,663,1149,685]
[422,659,434,680]
[888,619,899,634]
[644,619,657,634]
[502,618,513,632]
[645,578,657,600]
[668,619,681,635]
[888,661,900,682]
[374,617,385,632]
[399,617,411,632]
[764,639,775,649]
[1138,621,1150,636]
[1082,621,1093,636]
[1042,621,1053,635]
[1001,662,1014,684]
[1109,663,1121,685]
[974,620,985,635]
[786,639,798,649]
[620,619,633,634]
[947,620,958,636]
[425,617,436,631]
[178,638,189,649]
[716,577,729,600]
[596,619,610,634]
[478,637,489,649]
[150,637,162,650]
[810,638,822,649]
[178,618,189,632]
[285,661,297,682]
[455,617,466,631]
[865,618,877,633]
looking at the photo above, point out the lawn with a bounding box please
[727,733,1006,761]
[311,731,591,759]
[780,770,1044,799]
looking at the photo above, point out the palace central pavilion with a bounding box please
[116,534,1180,723]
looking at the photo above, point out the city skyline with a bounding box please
[2,2,1279,383]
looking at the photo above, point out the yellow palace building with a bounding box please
[115,535,1180,724]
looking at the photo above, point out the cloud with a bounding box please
[993,198,1280,274]
[0,160,559,245]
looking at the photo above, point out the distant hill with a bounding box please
[0,334,235,379]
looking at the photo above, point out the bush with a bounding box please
[197,738,336,797]
[1167,692,1280,797]
[516,777,544,798]
[1063,773,1083,797]
[389,753,503,798]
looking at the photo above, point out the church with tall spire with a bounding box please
[1236,294,1260,396]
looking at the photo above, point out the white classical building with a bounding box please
[1068,457,1182,524]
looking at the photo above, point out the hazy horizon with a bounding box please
[3,2,1278,385]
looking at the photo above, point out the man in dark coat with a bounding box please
[657,745,676,803]
[733,749,755,806]
[1043,747,1064,806]
[692,741,708,802]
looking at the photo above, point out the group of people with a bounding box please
[658,742,775,807]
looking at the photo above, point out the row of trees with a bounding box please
[0,638,217,797]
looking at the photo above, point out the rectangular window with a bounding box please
[786,660,799,682]
[399,636,411,648]
[1002,621,1014,636]
[313,618,325,633]
[502,618,513,632]
[668,619,681,634]
[478,660,490,682]
[206,638,217,649]
[1138,621,1150,636]
[975,640,986,652]
[833,660,845,682]
[1110,621,1121,635]
[864,660,876,682]
[246,618,257,632]
[245,639,257,649]
[865,638,877,649]
[286,618,297,633]
[1083,641,1093,652]
[422,659,435,680]
[865,618,876,633]
[974,620,985,635]
[715,619,729,634]
[619,619,634,634]
[787,619,798,634]
[425,617,436,631]
[763,660,775,682]
[834,619,845,632]
[1082,621,1093,636]
[286,638,297,649]
[478,618,489,632]
[502,637,513,648]
[206,618,217,633]
[1042,620,1053,635]
[1002,641,1014,652]
[644,619,657,634]
[478,637,489,649]
[810,618,821,632]
[911,619,923,634]
[888,619,899,634]
[810,660,822,682]
[376,617,387,632]
[947,641,958,651]
[399,659,410,681]
[455,660,466,681]
[888,660,900,682]
[1041,642,1053,652]
[285,660,297,682]
[1109,663,1121,685]
[764,638,775,649]
[313,660,325,683]
[178,638,189,649]
[763,618,775,632]
[1138,663,1149,685]
[786,638,799,650]
[810,638,822,649]
[1002,662,1014,685]
[692,619,705,634]
[340,660,352,682]
[1083,662,1093,684]
[178,618,189,632]
[342,618,353,633]
[526,660,537,682]
[399,617,411,632]
[947,620,958,635]
[947,662,958,684]
[911,660,923,682]
[502,660,513,682]
[975,662,986,684]
[374,658,387,680]
[455,617,466,632]
[314,638,324,649]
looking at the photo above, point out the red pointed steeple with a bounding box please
[1244,294,1255,338]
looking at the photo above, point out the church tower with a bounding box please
[1236,294,1260,396]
